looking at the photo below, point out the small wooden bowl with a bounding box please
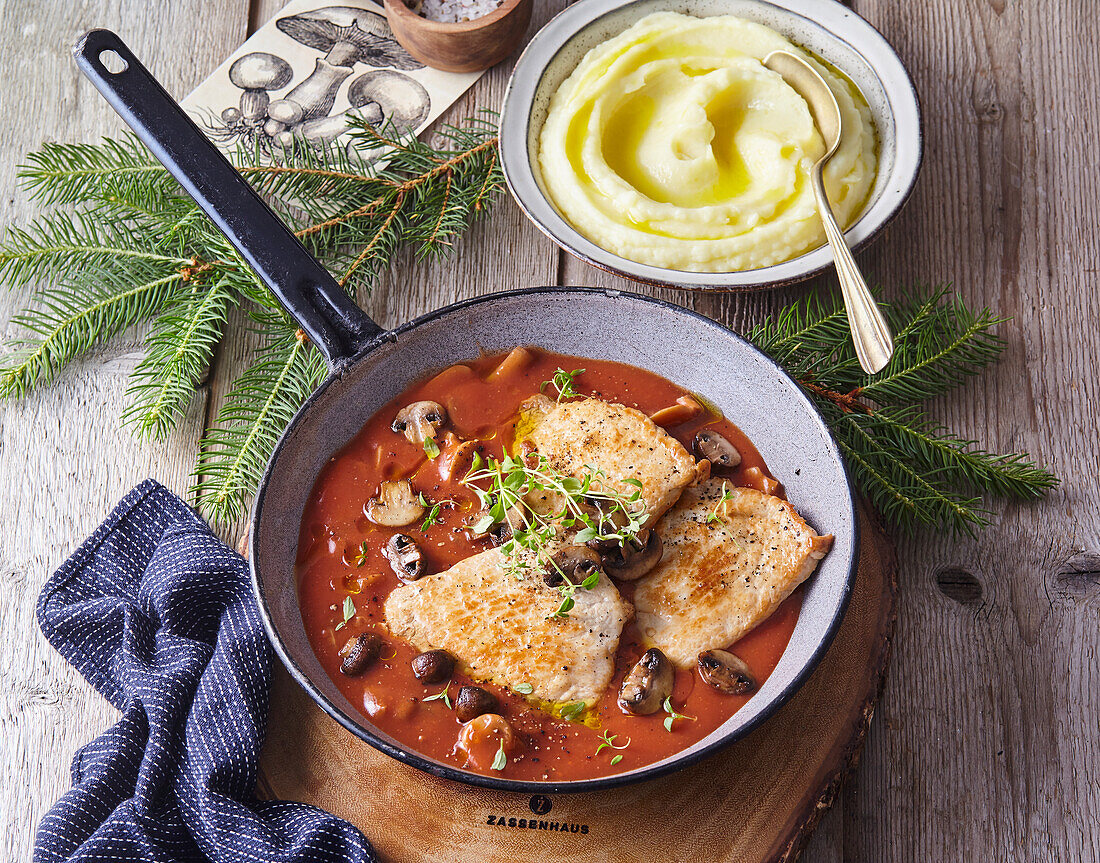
[382,0,533,73]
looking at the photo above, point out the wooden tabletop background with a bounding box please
[1,0,1097,860]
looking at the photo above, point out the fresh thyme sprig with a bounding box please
[423,683,453,709]
[541,367,585,402]
[662,696,695,732]
[0,113,503,524]
[461,450,648,616]
[705,481,736,524]
[595,730,630,758]
[417,492,457,531]
[334,596,356,632]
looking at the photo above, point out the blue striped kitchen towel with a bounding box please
[34,479,375,863]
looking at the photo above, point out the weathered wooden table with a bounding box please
[1,0,1096,859]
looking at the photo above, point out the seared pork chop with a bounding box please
[521,397,704,528]
[633,479,833,667]
[384,546,632,703]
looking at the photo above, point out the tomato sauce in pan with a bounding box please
[296,348,801,781]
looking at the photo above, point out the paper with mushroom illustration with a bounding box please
[183,0,484,155]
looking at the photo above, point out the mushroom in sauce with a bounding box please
[455,685,499,723]
[544,545,602,588]
[392,400,447,445]
[456,713,516,770]
[697,649,757,696]
[339,633,384,676]
[382,533,423,581]
[366,479,424,527]
[618,648,674,715]
[693,430,742,470]
[600,530,663,581]
[411,649,454,683]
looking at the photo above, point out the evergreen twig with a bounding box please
[748,288,1058,536]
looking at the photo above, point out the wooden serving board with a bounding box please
[257,506,896,863]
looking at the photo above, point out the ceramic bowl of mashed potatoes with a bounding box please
[499,0,922,290]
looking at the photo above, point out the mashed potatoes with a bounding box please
[537,12,877,272]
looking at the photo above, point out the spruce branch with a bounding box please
[0,269,183,397]
[192,327,326,524]
[122,278,234,438]
[749,287,1058,535]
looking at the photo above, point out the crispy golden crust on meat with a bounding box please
[384,547,633,703]
[522,398,703,528]
[634,479,833,667]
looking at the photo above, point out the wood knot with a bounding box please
[971,80,1004,124]
[934,567,983,605]
[1052,552,1100,599]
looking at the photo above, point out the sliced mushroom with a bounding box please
[366,480,424,527]
[455,685,499,723]
[340,633,383,676]
[440,438,482,482]
[411,649,454,683]
[391,400,447,445]
[618,648,674,715]
[601,530,663,581]
[382,533,423,580]
[544,545,602,588]
[697,649,757,696]
[693,430,742,470]
[650,395,705,428]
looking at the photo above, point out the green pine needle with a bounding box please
[0,270,183,397]
[122,278,234,439]
[192,328,326,524]
[749,287,1058,536]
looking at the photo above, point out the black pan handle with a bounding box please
[73,29,384,368]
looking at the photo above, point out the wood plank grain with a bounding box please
[0,3,251,859]
[806,0,1100,859]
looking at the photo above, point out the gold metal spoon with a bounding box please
[763,50,894,374]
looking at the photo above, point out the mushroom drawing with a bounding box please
[226,52,293,123]
[274,6,423,123]
[292,69,431,145]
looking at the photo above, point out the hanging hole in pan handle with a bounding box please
[98,49,128,74]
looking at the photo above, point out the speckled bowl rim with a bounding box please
[499,0,923,291]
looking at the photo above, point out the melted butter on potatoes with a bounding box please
[537,12,877,272]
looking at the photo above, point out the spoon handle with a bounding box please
[811,171,894,374]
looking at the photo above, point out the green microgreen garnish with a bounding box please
[491,738,508,771]
[514,683,533,695]
[560,701,586,722]
[595,730,630,757]
[705,481,736,525]
[423,436,441,459]
[334,595,356,631]
[418,493,458,532]
[353,540,370,567]
[662,696,695,732]
[423,684,453,709]
[541,367,585,402]
[461,450,648,617]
